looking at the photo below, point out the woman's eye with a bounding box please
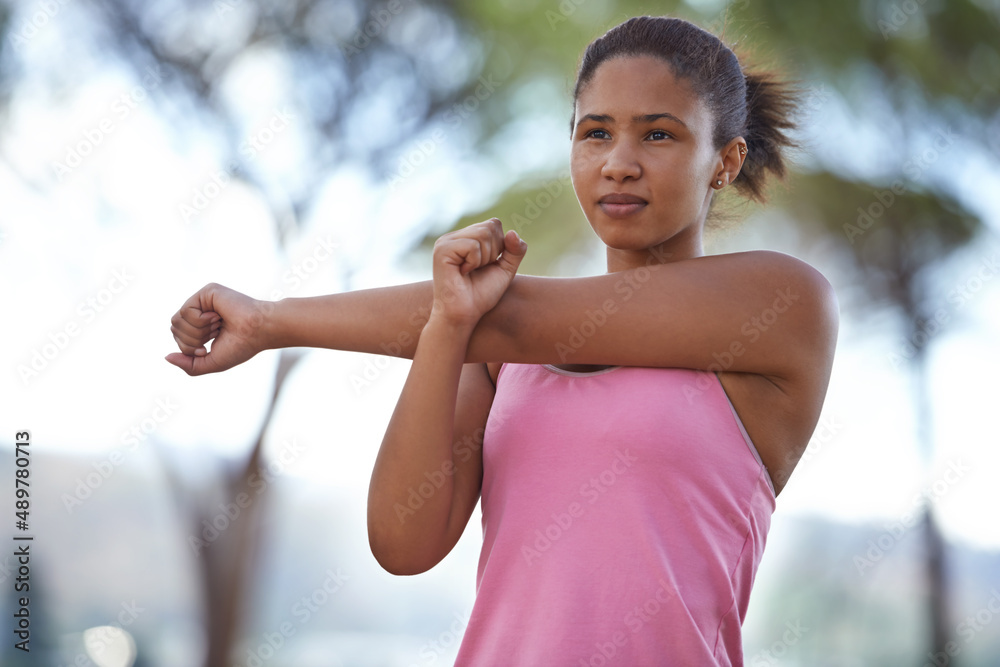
[587,129,610,139]
[648,130,671,140]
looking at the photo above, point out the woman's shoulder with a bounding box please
[677,249,840,380]
[695,249,838,323]
[701,248,831,281]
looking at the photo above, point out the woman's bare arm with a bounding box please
[493,249,838,388]
[256,280,515,362]
[368,220,525,574]
[260,248,837,386]
[166,277,514,376]
[367,318,486,575]
[169,242,836,390]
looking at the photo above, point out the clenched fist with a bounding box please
[165,282,271,376]
[430,218,527,329]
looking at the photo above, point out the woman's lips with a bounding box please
[598,194,647,218]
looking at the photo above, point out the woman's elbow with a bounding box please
[367,524,441,576]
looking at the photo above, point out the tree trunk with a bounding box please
[154,350,303,667]
[913,343,951,664]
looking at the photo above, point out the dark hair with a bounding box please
[571,16,797,204]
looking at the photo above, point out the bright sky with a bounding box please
[3,5,1000,559]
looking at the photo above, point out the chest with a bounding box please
[483,364,763,499]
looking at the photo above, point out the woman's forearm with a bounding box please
[367,314,473,574]
[256,279,515,361]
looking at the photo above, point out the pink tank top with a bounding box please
[453,363,776,666]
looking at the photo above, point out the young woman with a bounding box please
[167,16,838,665]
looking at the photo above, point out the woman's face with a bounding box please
[570,55,725,270]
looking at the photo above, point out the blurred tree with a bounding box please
[748,1,997,661]
[155,349,302,667]
[0,0,519,255]
[785,171,984,661]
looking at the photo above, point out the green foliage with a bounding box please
[784,170,981,315]
[427,170,595,275]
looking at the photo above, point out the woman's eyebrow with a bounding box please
[575,113,613,130]
[574,112,688,131]
[635,112,688,129]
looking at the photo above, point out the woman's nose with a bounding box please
[600,140,642,181]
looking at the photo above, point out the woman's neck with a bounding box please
[605,227,704,273]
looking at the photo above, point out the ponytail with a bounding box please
[731,69,799,203]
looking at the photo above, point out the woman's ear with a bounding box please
[710,136,747,189]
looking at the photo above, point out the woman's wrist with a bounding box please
[424,307,478,343]
[253,297,285,352]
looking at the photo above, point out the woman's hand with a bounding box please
[165,283,271,376]
[431,218,528,328]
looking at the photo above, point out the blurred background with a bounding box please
[1,0,999,664]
